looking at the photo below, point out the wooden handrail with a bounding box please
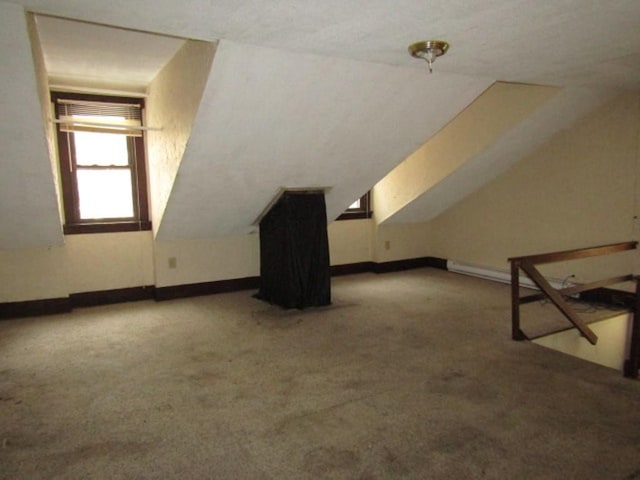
[508,241,637,265]
[509,242,639,368]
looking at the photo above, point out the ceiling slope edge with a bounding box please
[383,86,618,225]
[155,40,493,240]
[373,81,561,225]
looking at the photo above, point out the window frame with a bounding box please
[51,92,151,234]
[336,191,372,221]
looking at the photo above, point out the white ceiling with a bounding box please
[13,0,640,90]
[34,15,185,90]
[156,40,491,238]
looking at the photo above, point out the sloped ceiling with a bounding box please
[0,3,62,248]
[1,0,639,246]
[383,86,617,224]
[156,40,491,238]
[34,15,185,91]
[374,81,562,224]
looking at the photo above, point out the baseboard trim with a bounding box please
[331,257,447,276]
[0,257,448,317]
[70,286,155,308]
[425,256,448,270]
[155,276,261,301]
[158,258,444,300]
[330,262,375,276]
[373,256,447,273]
[0,297,71,320]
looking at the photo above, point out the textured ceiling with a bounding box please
[156,40,491,239]
[12,0,640,90]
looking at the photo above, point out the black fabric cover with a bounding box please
[256,191,331,309]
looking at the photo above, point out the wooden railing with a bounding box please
[508,241,639,379]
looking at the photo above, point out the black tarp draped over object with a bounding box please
[255,191,331,309]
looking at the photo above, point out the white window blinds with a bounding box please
[55,98,144,137]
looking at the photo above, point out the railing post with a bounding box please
[511,259,525,340]
[623,277,640,379]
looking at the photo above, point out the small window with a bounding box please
[52,92,150,234]
[337,191,372,220]
[348,198,362,210]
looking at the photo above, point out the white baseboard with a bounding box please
[446,260,572,291]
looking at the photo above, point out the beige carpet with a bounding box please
[1,268,639,479]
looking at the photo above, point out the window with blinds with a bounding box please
[51,92,150,234]
[55,98,143,136]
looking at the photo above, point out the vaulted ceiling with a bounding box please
[1,0,639,247]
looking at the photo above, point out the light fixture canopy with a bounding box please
[408,40,450,73]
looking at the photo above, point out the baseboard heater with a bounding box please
[446,260,571,291]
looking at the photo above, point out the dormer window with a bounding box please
[51,92,150,234]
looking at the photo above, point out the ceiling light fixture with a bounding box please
[408,40,449,73]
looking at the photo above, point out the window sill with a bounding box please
[336,211,373,221]
[63,221,152,235]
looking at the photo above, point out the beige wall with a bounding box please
[328,219,372,266]
[0,211,378,302]
[154,234,259,287]
[533,313,631,371]
[374,82,558,224]
[64,232,155,293]
[424,92,640,282]
[146,39,216,234]
[0,246,67,302]
[153,219,375,288]
[8,217,374,297]
[0,232,155,302]
[4,91,638,304]
[372,222,431,263]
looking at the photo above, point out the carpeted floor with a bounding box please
[1,268,639,479]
